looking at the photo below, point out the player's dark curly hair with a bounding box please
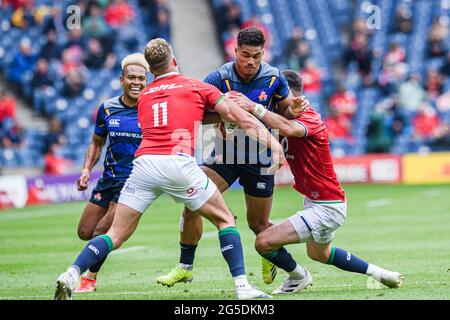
[282,70,304,94]
[237,28,265,48]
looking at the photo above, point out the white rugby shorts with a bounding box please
[118,154,217,213]
[288,197,347,244]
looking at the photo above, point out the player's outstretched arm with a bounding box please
[202,111,223,125]
[215,95,285,167]
[229,92,306,138]
[77,134,106,191]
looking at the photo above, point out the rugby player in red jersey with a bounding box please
[54,38,284,300]
[229,70,403,294]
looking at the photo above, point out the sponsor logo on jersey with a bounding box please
[256,182,266,190]
[88,245,100,255]
[258,90,268,102]
[109,119,120,127]
[123,183,135,195]
[187,187,198,197]
[221,244,234,252]
[286,153,295,160]
[143,83,183,94]
[94,192,102,201]
[311,191,320,198]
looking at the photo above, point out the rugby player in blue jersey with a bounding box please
[74,53,149,292]
[157,28,310,287]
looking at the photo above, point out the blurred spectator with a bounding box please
[300,59,322,94]
[366,106,390,153]
[39,30,61,62]
[83,38,105,70]
[412,103,440,139]
[64,29,86,51]
[61,69,85,98]
[44,143,72,175]
[104,0,135,27]
[440,52,450,78]
[82,2,111,38]
[344,33,373,77]
[350,17,371,38]
[424,69,443,100]
[2,120,24,148]
[392,4,412,34]
[429,124,450,151]
[58,47,84,77]
[43,117,67,154]
[436,91,450,112]
[398,74,426,112]
[10,0,36,29]
[325,114,353,142]
[216,0,242,35]
[285,26,304,59]
[0,90,17,123]
[294,40,311,70]
[330,83,357,118]
[385,97,406,140]
[7,37,35,87]
[379,43,408,94]
[151,4,171,40]
[4,0,28,10]
[427,16,449,58]
[223,26,240,62]
[31,58,55,114]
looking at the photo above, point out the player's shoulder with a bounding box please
[216,62,238,81]
[102,95,124,110]
[257,62,282,79]
[295,108,325,131]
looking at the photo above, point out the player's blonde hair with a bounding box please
[144,38,173,73]
[121,53,150,73]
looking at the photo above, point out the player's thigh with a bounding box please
[106,202,143,249]
[93,201,117,237]
[200,165,231,193]
[245,193,273,233]
[195,188,235,230]
[256,219,301,253]
[78,202,108,240]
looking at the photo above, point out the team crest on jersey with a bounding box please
[258,90,268,102]
[94,192,102,201]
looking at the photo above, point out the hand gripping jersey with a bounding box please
[94,96,142,180]
[204,62,290,166]
[136,72,223,157]
[283,107,346,202]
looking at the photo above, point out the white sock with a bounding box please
[234,275,250,289]
[67,266,80,278]
[366,264,382,280]
[179,263,193,271]
[288,264,307,280]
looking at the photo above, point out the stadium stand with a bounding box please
[0,0,171,170]
[211,0,450,157]
[0,0,449,172]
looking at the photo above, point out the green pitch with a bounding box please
[0,184,449,300]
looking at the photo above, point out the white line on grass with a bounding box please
[366,198,393,208]
[110,246,146,255]
[422,189,444,197]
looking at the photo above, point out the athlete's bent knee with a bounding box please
[248,221,271,235]
[255,233,273,254]
[77,227,93,241]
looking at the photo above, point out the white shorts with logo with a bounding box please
[118,154,217,213]
[288,197,347,244]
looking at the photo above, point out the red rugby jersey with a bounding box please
[136,72,223,157]
[284,107,346,202]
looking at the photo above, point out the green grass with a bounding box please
[0,184,449,300]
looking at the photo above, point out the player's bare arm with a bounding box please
[229,92,306,138]
[215,95,285,166]
[202,111,223,124]
[77,134,106,191]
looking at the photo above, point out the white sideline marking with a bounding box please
[366,198,393,208]
[110,246,146,255]
[1,281,445,300]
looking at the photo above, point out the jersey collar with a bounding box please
[232,62,262,83]
[119,95,136,108]
[155,71,180,80]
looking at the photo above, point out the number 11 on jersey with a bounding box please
[152,102,168,127]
